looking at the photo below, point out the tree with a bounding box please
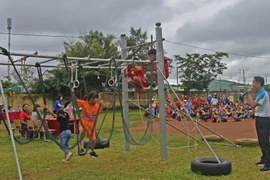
[64,30,120,59]
[2,76,17,88]
[30,68,71,99]
[30,30,121,99]
[126,27,149,60]
[175,52,228,91]
[264,84,270,91]
[63,30,121,95]
[30,29,151,98]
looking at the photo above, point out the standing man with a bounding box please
[248,76,270,172]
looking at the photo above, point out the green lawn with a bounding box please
[0,110,268,180]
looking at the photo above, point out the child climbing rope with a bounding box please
[124,62,146,95]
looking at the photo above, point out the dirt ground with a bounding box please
[130,119,258,141]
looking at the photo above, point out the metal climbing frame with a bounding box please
[120,23,168,161]
[0,22,230,163]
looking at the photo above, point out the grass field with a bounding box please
[0,110,269,180]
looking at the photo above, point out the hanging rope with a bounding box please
[32,61,83,150]
[0,111,41,145]
[118,54,155,145]
[78,64,88,97]
[0,47,46,145]
[97,64,101,80]
[0,47,82,149]
[70,62,80,89]
[76,58,117,156]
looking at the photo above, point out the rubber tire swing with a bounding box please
[191,157,232,176]
[84,136,110,149]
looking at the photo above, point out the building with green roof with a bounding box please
[208,79,246,92]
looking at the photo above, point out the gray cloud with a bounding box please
[0,0,164,34]
[175,0,270,57]
[1,0,270,84]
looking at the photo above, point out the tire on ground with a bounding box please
[191,157,232,176]
[235,138,258,147]
[203,135,223,142]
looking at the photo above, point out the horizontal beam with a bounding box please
[39,58,57,64]
[126,38,165,50]
[0,62,115,69]
[127,40,157,50]
[0,52,150,63]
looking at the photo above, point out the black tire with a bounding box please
[191,157,232,176]
[84,138,110,149]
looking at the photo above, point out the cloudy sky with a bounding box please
[0,0,270,85]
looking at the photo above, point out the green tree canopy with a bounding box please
[29,68,70,100]
[30,30,121,99]
[2,76,17,88]
[64,30,120,59]
[30,28,151,98]
[175,52,228,91]
[126,27,149,60]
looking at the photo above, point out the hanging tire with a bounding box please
[84,137,110,149]
[191,157,232,176]
[203,135,223,142]
[235,138,258,147]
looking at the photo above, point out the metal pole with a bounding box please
[120,34,130,152]
[195,120,239,147]
[0,80,23,180]
[39,58,57,64]
[128,99,200,142]
[176,66,179,91]
[7,17,12,78]
[0,62,117,69]
[127,40,157,50]
[150,35,153,48]
[220,77,221,91]
[0,52,150,63]
[156,65,222,163]
[166,122,200,142]
[156,22,167,161]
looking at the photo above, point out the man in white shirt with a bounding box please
[248,76,270,172]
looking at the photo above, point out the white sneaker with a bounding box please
[62,158,69,163]
[65,152,73,161]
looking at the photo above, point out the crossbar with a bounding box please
[0,52,150,63]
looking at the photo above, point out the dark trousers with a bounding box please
[21,124,33,139]
[255,116,270,166]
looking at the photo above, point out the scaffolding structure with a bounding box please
[0,22,237,180]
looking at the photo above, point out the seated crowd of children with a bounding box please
[145,93,254,123]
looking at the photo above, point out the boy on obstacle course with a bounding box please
[124,62,147,95]
[45,106,73,163]
[146,48,172,90]
[72,89,104,158]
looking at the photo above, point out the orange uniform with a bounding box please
[77,99,99,140]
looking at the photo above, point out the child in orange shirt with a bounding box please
[73,90,104,158]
